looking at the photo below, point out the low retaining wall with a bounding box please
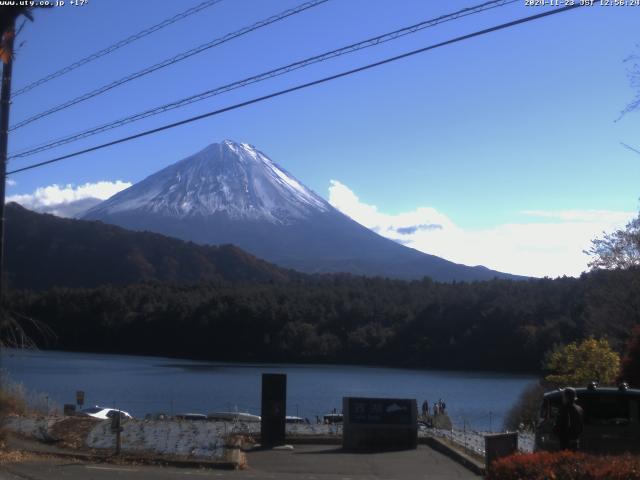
[87,419,228,458]
[4,415,245,463]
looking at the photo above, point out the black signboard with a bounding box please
[343,397,417,451]
[261,373,286,448]
[347,397,413,425]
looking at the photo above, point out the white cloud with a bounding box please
[7,180,131,218]
[6,179,16,187]
[522,210,634,223]
[328,180,453,236]
[328,180,636,278]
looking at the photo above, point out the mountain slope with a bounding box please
[87,140,330,223]
[84,140,522,282]
[5,203,295,290]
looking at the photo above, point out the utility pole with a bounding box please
[0,19,15,307]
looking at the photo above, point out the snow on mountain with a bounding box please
[86,140,329,224]
[84,140,523,282]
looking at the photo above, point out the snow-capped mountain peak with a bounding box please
[85,140,330,224]
[83,140,521,282]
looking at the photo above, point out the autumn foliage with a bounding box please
[545,338,621,387]
[488,451,640,480]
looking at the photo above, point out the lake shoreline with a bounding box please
[2,346,543,378]
[1,348,538,433]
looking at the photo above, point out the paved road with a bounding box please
[0,445,478,480]
[248,444,478,479]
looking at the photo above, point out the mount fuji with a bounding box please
[83,140,520,281]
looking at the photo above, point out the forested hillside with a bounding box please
[5,203,297,289]
[8,267,639,373]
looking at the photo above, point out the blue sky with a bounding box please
[5,0,640,277]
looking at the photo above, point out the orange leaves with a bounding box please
[489,451,640,480]
[0,29,15,65]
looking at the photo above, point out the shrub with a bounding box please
[503,382,545,432]
[0,371,55,418]
[0,389,26,418]
[488,451,640,480]
[0,380,27,445]
[0,371,58,447]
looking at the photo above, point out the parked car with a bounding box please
[323,413,343,424]
[535,383,640,454]
[144,412,168,421]
[286,416,305,424]
[208,412,261,423]
[79,406,132,420]
[174,413,207,421]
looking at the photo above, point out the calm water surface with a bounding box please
[0,349,537,431]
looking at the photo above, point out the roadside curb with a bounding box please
[8,447,242,470]
[422,436,486,476]
[253,435,342,446]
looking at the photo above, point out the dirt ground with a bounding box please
[49,416,101,450]
[0,449,54,465]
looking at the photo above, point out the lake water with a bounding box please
[0,349,537,431]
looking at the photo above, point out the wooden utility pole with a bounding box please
[0,19,15,305]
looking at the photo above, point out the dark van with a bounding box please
[535,384,640,453]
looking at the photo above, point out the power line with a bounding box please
[7,4,583,176]
[620,142,640,156]
[9,0,518,160]
[12,0,225,97]
[9,0,329,131]
[10,0,516,159]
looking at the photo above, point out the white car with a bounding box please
[80,406,132,420]
[208,412,261,423]
[286,416,305,424]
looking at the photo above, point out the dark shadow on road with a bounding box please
[295,447,420,455]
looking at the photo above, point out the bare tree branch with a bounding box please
[0,308,55,350]
[618,44,640,119]
[586,213,640,270]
